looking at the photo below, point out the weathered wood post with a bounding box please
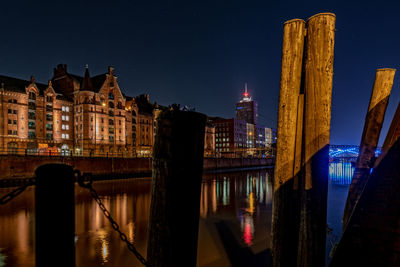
[376,101,400,165]
[271,18,306,267]
[342,68,395,228]
[298,13,335,267]
[35,163,75,266]
[147,109,206,267]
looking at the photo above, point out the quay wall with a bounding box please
[0,156,274,180]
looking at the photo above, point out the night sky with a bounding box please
[1,0,400,145]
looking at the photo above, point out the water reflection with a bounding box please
[0,170,273,266]
[329,162,355,185]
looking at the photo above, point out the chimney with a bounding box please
[108,66,114,75]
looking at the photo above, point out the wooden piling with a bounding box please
[342,68,395,228]
[35,163,75,266]
[271,18,305,267]
[146,109,206,267]
[298,13,335,267]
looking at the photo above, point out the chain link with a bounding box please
[0,180,35,205]
[75,171,150,267]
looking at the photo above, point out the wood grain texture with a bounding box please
[343,68,395,228]
[271,19,305,267]
[274,18,306,191]
[298,13,335,267]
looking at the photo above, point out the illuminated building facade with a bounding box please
[0,75,74,155]
[0,65,161,157]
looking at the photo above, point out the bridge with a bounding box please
[329,145,381,184]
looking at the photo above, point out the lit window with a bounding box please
[62,115,65,121]
[62,125,65,130]
[66,115,69,121]
[62,134,65,139]
[66,134,69,139]
[66,107,69,112]
[62,106,66,111]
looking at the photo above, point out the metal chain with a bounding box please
[0,180,35,205]
[75,171,150,267]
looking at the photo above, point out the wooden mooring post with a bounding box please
[298,13,335,267]
[35,163,75,266]
[342,68,395,228]
[146,109,206,267]
[272,12,335,267]
[271,18,305,267]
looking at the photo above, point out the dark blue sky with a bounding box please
[1,0,400,145]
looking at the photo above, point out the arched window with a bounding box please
[132,118,136,124]
[29,92,36,100]
[109,101,114,108]
[108,92,114,100]
[117,102,122,109]
[132,110,137,117]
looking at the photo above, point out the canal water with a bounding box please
[0,166,350,267]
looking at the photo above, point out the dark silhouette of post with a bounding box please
[35,163,75,267]
[147,109,206,267]
[271,18,305,267]
[342,68,395,228]
[298,13,335,267]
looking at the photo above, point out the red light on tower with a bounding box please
[244,92,249,97]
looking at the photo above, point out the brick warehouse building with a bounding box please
[0,64,162,157]
[0,64,216,157]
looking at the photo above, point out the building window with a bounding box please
[28,121,35,130]
[46,114,52,121]
[109,119,114,126]
[13,120,17,125]
[101,118,104,123]
[108,92,114,100]
[109,101,114,108]
[7,119,11,124]
[28,132,36,139]
[90,117,93,122]
[46,124,53,130]
[47,96,52,102]
[13,110,17,114]
[46,104,53,112]
[29,92,36,100]
[7,109,11,114]
[7,130,12,135]
[46,133,53,140]
[109,110,114,117]
[109,135,114,141]
[119,120,121,125]
[28,102,35,110]
[62,115,69,121]
[13,130,17,136]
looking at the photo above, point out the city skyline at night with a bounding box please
[1,1,400,145]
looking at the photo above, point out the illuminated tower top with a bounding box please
[241,83,252,102]
[236,83,258,124]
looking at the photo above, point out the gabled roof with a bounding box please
[90,74,107,93]
[0,74,47,95]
